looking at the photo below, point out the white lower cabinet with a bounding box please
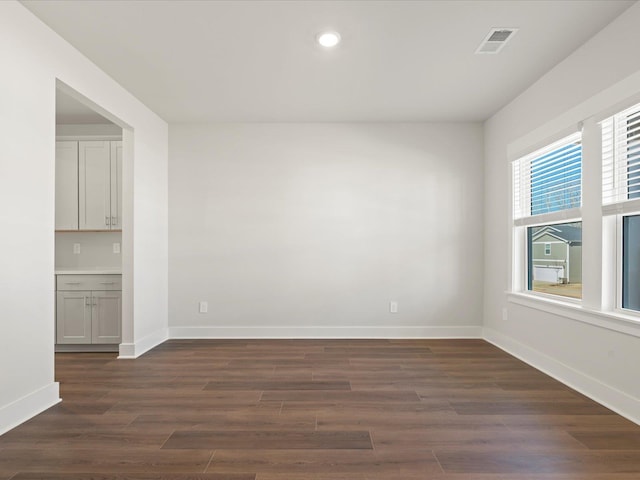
[56,275,121,345]
[91,291,122,344]
[56,291,92,344]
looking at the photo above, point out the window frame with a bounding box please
[615,212,640,317]
[601,102,640,318]
[512,131,583,302]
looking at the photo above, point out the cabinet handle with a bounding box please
[85,297,91,306]
[105,216,111,226]
[65,282,81,285]
[100,282,116,285]
[111,216,117,226]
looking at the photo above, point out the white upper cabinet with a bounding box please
[56,140,122,231]
[55,141,79,230]
[79,141,111,230]
[110,141,123,229]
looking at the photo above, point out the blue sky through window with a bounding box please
[530,142,582,215]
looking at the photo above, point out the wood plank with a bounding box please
[0,448,213,474]
[569,431,640,449]
[450,400,615,416]
[0,428,172,449]
[163,430,372,450]
[206,449,442,474]
[129,413,316,432]
[280,399,453,415]
[261,390,419,402]
[317,411,504,431]
[12,474,255,480]
[499,414,640,431]
[371,428,586,451]
[204,380,351,391]
[435,450,640,474]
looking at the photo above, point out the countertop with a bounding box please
[55,268,122,275]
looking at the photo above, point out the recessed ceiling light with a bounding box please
[317,31,341,48]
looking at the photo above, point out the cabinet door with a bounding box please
[110,141,123,229]
[56,291,92,344]
[55,141,78,230]
[91,291,122,344]
[79,141,111,230]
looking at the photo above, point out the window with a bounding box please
[602,101,640,312]
[510,97,640,326]
[513,132,583,300]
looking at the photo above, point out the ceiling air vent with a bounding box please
[475,27,518,54]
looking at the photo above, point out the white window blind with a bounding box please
[513,132,582,226]
[602,102,640,213]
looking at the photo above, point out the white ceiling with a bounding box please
[23,0,635,123]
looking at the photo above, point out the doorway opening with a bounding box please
[54,81,132,359]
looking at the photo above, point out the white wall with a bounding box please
[0,1,168,434]
[169,123,483,338]
[484,1,640,422]
[55,232,122,269]
[56,123,121,137]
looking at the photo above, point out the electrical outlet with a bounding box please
[389,301,398,313]
[113,243,121,254]
[73,243,81,255]
[199,301,208,314]
[502,307,508,321]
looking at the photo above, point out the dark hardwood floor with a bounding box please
[1,339,640,479]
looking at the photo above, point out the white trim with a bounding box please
[118,327,169,359]
[0,383,60,436]
[168,325,483,339]
[617,213,640,318]
[483,327,640,425]
[517,288,582,305]
[509,125,582,163]
[616,214,624,312]
[602,198,640,216]
[56,135,122,141]
[507,291,640,338]
[514,208,581,227]
[117,343,135,358]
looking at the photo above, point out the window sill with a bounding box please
[506,291,640,339]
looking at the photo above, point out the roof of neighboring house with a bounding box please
[532,224,582,244]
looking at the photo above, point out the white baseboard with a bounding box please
[168,325,483,339]
[483,327,640,425]
[0,382,60,436]
[118,327,169,359]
